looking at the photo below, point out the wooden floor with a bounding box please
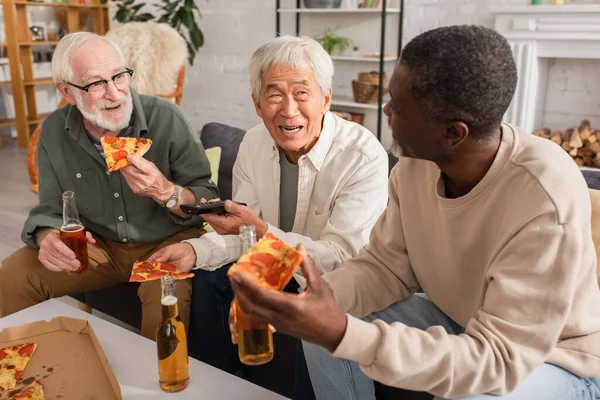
[0,139,38,261]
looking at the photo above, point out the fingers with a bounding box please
[200,197,221,203]
[147,248,167,262]
[224,200,243,214]
[125,154,151,172]
[40,251,78,272]
[86,231,96,244]
[51,237,77,260]
[231,272,295,316]
[296,244,321,290]
[229,305,238,344]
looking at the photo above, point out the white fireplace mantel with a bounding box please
[491,5,600,133]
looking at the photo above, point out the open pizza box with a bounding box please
[0,316,121,400]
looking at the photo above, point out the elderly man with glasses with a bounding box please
[0,32,218,340]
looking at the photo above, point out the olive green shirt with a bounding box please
[278,147,299,233]
[22,89,219,249]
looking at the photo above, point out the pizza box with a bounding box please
[0,316,121,400]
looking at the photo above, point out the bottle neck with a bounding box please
[160,276,178,319]
[61,191,82,228]
[240,225,257,253]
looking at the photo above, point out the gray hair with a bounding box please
[249,35,334,100]
[52,32,127,84]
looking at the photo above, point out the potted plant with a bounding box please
[352,45,360,57]
[99,0,204,65]
[313,28,352,56]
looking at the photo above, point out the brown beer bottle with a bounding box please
[156,275,189,392]
[59,190,89,275]
[235,225,274,365]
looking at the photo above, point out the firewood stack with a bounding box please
[533,120,600,167]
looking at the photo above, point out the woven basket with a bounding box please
[352,80,388,104]
[358,71,386,85]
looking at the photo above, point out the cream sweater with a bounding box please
[324,124,600,398]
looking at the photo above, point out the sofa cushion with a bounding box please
[199,122,246,201]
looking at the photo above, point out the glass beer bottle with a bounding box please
[59,190,89,275]
[156,275,189,392]
[235,225,274,365]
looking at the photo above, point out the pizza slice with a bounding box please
[100,136,152,172]
[129,260,195,283]
[9,380,45,400]
[227,232,303,291]
[0,343,37,391]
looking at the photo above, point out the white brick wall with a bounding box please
[181,0,600,134]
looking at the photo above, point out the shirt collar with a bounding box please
[269,112,336,171]
[65,87,147,140]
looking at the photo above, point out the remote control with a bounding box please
[180,201,247,216]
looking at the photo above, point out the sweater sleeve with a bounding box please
[323,165,419,317]
[331,215,585,398]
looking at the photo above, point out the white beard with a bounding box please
[390,139,403,159]
[76,93,133,132]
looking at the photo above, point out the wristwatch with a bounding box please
[164,184,179,208]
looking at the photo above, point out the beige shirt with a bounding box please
[325,124,600,398]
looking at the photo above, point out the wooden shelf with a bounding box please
[332,98,382,110]
[0,112,52,128]
[24,78,54,86]
[0,118,17,128]
[20,41,60,46]
[330,55,396,62]
[14,1,109,8]
[278,8,400,13]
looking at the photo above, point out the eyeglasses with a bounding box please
[66,68,134,99]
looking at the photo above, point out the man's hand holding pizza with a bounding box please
[147,243,197,273]
[121,155,195,218]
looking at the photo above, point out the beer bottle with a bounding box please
[234,225,274,365]
[59,190,89,274]
[156,275,189,392]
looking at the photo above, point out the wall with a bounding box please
[180,0,600,136]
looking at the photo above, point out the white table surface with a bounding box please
[0,299,287,399]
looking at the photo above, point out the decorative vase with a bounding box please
[304,0,342,8]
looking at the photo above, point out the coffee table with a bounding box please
[0,299,287,399]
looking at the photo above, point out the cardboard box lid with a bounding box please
[0,316,122,400]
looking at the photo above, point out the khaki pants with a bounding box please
[0,226,205,340]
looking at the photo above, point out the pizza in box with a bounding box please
[227,232,303,291]
[100,136,152,172]
[0,343,37,392]
[9,380,45,400]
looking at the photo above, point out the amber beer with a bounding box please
[156,275,189,392]
[235,225,274,365]
[59,191,89,275]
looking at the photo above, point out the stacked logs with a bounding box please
[533,120,600,167]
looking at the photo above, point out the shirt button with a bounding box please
[114,193,120,198]
[122,238,127,243]
[106,171,110,176]
[76,173,82,178]
[118,216,124,221]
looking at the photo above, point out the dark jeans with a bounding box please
[189,263,316,400]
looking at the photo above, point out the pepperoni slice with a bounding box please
[14,369,23,380]
[111,138,126,149]
[148,271,167,279]
[137,138,148,144]
[249,253,276,269]
[159,263,176,272]
[130,274,145,282]
[270,240,287,252]
[18,344,35,357]
[103,136,118,144]
[112,150,128,162]
[0,349,6,360]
